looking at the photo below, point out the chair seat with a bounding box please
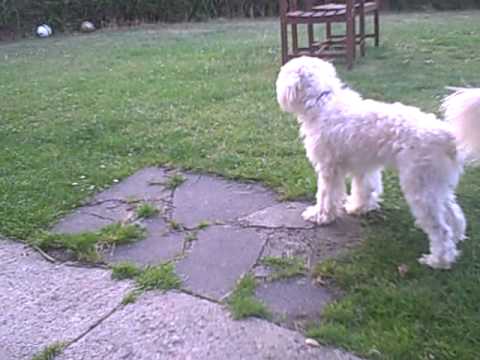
[287,9,347,23]
[313,2,378,13]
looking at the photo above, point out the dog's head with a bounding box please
[276,57,341,115]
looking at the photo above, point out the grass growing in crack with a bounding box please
[35,224,145,262]
[169,220,183,231]
[197,221,210,229]
[228,274,270,320]
[184,231,198,243]
[136,263,182,291]
[166,174,186,190]
[31,342,66,360]
[121,290,141,305]
[111,261,143,280]
[261,256,306,280]
[136,202,158,219]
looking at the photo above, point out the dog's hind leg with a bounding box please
[444,196,467,243]
[345,169,383,215]
[400,171,459,269]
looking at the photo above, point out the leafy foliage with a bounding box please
[4,0,479,38]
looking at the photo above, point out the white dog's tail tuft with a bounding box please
[442,88,480,160]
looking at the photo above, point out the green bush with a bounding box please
[1,0,480,37]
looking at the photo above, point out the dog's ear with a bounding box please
[276,71,302,113]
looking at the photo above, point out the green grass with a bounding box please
[184,231,198,242]
[228,274,270,320]
[197,221,210,229]
[31,342,66,360]
[2,12,480,359]
[121,290,141,305]
[136,202,158,218]
[166,174,186,189]
[169,220,183,231]
[136,263,182,291]
[112,261,181,300]
[261,256,306,280]
[111,261,143,280]
[34,223,145,262]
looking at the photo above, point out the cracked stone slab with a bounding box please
[104,217,184,266]
[52,200,131,234]
[262,216,362,268]
[261,230,314,265]
[176,226,265,300]
[255,277,336,328]
[93,166,172,202]
[0,239,132,360]
[173,174,277,228]
[57,291,362,360]
[240,202,315,229]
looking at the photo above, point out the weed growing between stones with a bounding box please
[34,224,145,262]
[31,341,66,360]
[136,203,159,219]
[228,274,270,320]
[261,256,306,280]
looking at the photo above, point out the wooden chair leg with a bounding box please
[359,8,366,56]
[326,22,332,38]
[280,21,288,64]
[374,10,379,47]
[292,24,298,55]
[308,23,314,55]
[346,15,355,69]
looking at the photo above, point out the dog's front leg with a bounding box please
[303,169,345,225]
[345,169,383,215]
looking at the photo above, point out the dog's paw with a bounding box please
[345,197,380,215]
[418,254,453,270]
[302,206,336,225]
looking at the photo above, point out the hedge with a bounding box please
[1,0,480,36]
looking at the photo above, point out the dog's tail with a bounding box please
[442,88,480,162]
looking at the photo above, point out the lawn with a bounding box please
[1,11,480,360]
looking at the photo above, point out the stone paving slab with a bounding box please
[104,217,185,266]
[93,167,171,202]
[57,291,362,360]
[176,226,265,300]
[173,174,277,228]
[255,277,335,328]
[0,239,133,360]
[53,201,131,234]
[240,202,315,229]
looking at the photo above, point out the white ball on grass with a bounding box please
[80,21,96,33]
[36,24,52,38]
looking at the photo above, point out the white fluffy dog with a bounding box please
[276,56,480,269]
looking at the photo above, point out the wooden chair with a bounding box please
[318,0,380,57]
[279,0,380,69]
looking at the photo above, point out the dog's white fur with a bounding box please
[276,56,480,269]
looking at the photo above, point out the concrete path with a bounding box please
[1,240,361,360]
[2,167,364,359]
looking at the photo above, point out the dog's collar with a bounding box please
[314,84,348,106]
[316,90,332,102]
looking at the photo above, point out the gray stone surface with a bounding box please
[57,291,361,360]
[262,216,362,267]
[173,174,277,228]
[241,202,315,229]
[309,216,362,263]
[94,167,171,202]
[256,278,335,328]
[176,226,265,300]
[0,239,132,360]
[53,200,131,234]
[105,218,184,265]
